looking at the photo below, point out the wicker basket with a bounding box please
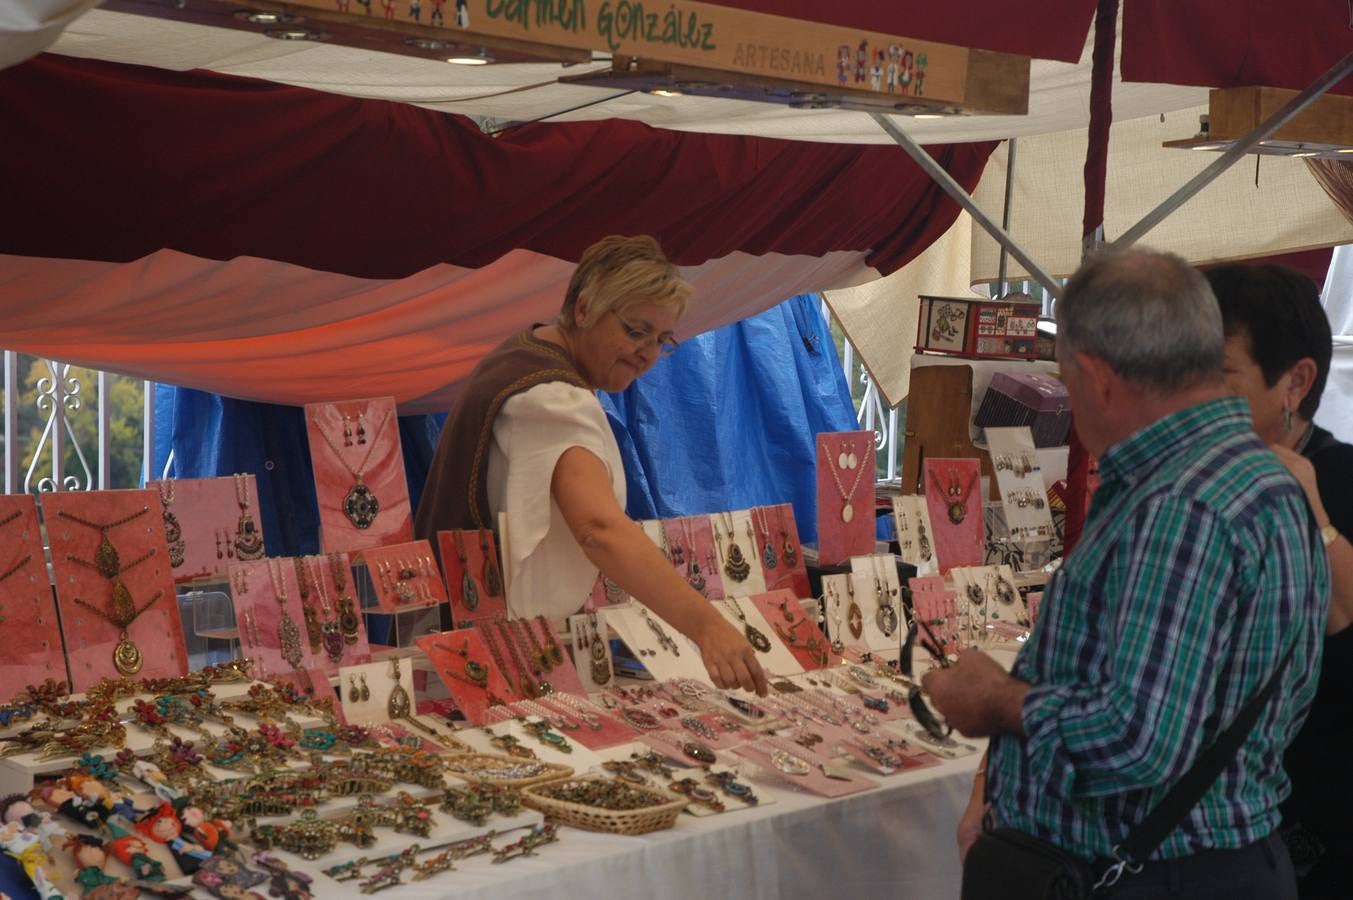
[522,775,687,835]
[443,753,574,789]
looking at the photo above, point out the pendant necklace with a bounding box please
[845,575,864,640]
[520,617,557,673]
[725,599,771,653]
[328,553,361,645]
[587,612,611,685]
[502,620,549,696]
[435,639,489,688]
[679,518,707,595]
[294,556,323,654]
[479,622,526,699]
[825,583,845,653]
[752,507,777,570]
[660,521,683,566]
[57,506,161,675]
[929,466,979,526]
[310,557,345,663]
[872,556,899,637]
[825,438,868,523]
[310,407,393,530]
[267,558,305,670]
[452,531,480,611]
[387,657,412,720]
[715,512,751,583]
[776,506,798,567]
[478,529,503,597]
[232,474,265,560]
[157,481,186,569]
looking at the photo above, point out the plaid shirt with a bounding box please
[989,397,1329,861]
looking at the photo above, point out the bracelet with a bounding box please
[1321,524,1339,548]
[974,766,987,778]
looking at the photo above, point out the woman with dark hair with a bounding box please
[1210,262,1353,899]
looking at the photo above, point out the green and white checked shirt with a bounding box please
[988,397,1329,861]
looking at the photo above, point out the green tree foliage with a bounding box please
[0,354,145,492]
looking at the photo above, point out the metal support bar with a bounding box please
[97,371,111,490]
[143,381,156,487]
[997,137,1017,296]
[871,113,1063,300]
[1111,50,1353,250]
[3,351,16,494]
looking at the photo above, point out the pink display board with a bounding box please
[437,529,508,625]
[359,539,446,613]
[149,474,265,582]
[0,494,67,697]
[293,554,373,675]
[747,589,840,671]
[416,630,515,727]
[815,430,876,565]
[753,504,810,598]
[922,457,984,572]
[44,489,188,691]
[909,575,963,654]
[304,396,413,554]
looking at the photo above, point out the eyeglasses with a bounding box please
[612,311,679,357]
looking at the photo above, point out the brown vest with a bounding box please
[414,328,587,544]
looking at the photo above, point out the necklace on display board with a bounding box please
[724,598,771,653]
[232,474,265,560]
[928,465,980,526]
[310,407,393,530]
[267,558,305,670]
[775,506,798,567]
[824,438,868,523]
[679,519,707,595]
[156,480,186,569]
[715,512,751,583]
[872,556,899,638]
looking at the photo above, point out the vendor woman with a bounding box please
[416,235,769,695]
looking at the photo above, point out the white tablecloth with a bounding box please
[314,751,981,900]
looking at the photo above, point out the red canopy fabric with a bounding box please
[0,54,994,280]
[1122,0,1353,96]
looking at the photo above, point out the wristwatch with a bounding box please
[1322,524,1340,548]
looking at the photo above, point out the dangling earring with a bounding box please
[359,673,370,702]
[215,530,224,560]
[356,412,367,446]
[343,414,354,447]
[348,676,359,702]
[1282,404,1294,433]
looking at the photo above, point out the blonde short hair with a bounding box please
[561,235,692,328]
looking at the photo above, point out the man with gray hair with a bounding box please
[924,248,1328,898]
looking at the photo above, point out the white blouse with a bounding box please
[486,381,625,620]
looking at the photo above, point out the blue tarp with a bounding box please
[154,293,858,552]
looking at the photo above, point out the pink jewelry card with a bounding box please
[416,630,515,727]
[816,430,876,565]
[746,589,841,671]
[359,539,446,613]
[293,554,373,674]
[0,494,67,698]
[923,457,984,572]
[437,529,508,625]
[230,557,328,681]
[753,504,810,598]
[304,396,413,554]
[43,488,188,691]
[148,474,265,583]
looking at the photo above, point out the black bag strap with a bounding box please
[1115,638,1298,866]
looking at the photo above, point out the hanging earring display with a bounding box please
[157,480,186,569]
[310,406,394,530]
[233,474,266,560]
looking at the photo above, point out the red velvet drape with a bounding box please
[0,54,995,280]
